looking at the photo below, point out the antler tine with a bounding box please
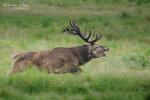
[63,26,70,33]
[86,29,92,40]
[71,20,80,33]
[91,31,96,40]
[84,27,87,37]
[97,33,102,40]
[70,20,75,31]
[96,34,100,40]
[90,33,102,44]
[87,31,96,43]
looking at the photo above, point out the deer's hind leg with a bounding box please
[11,59,33,74]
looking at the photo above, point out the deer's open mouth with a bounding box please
[102,50,109,56]
[102,52,107,56]
[103,53,106,56]
[96,51,107,58]
[103,48,109,56]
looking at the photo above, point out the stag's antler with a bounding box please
[63,20,102,45]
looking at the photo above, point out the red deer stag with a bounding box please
[11,20,109,74]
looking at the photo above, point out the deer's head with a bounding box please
[63,20,109,58]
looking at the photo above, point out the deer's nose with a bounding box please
[105,47,109,51]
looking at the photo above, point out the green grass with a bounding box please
[0,0,150,100]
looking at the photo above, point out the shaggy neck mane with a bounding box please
[73,45,91,65]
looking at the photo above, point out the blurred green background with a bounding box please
[0,0,150,100]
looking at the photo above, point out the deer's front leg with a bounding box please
[48,66,82,74]
[69,66,82,73]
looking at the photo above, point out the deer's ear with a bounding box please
[87,45,92,52]
[88,45,95,58]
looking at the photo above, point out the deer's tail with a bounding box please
[13,52,36,62]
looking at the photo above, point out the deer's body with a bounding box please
[12,45,93,74]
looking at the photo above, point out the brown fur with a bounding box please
[12,45,92,74]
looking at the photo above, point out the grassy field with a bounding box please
[0,0,150,100]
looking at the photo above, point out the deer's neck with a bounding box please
[74,45,91,65]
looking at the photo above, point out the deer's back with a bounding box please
[34,47,80,69]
